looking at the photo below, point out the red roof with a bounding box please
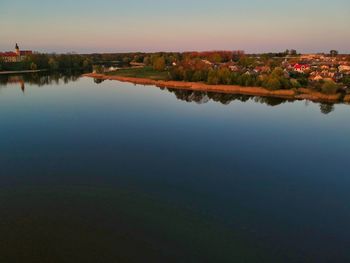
[0,50,32,57]
[0,52,18,57]
[294,63,310,69]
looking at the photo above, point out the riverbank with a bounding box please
[84,73,345,103]
[0,69,47,75]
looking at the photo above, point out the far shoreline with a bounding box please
[83,73,350,104]
[0,69,47,75]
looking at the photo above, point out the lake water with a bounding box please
[0,73,349,262]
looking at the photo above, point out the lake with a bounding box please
[0,73,349,262]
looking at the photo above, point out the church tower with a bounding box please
[15,43,20,56]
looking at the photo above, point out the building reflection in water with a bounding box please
[20,81,25,93]
[0,72,81,94]
[2,76,26,93]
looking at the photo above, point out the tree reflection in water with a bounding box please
[165,88,289,106]
[163,88,337,114]
[0,74,338,115]
[94,78,105,84]
[0,72,81,90]
[320,103,335,114]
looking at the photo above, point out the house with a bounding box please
[253,66,271,74]
[309,74,323,81]
[0,44,32,63]
[339,65,350,72]
[293,63,310,73]
[201,59,213,66]
[229,65,240,72]
[0,51,18,62]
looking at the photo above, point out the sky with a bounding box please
[1,0,350,54]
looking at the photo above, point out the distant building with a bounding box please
[339,65,350,72]
[0,43,33,63]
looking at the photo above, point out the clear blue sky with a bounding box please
[1,0,349,53]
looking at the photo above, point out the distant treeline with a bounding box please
[0,53,93,72]
[0,52,182,72]
[0,50,295,72]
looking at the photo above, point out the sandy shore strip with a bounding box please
[83,73,344,103]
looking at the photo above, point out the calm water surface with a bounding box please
[0,74,349,262]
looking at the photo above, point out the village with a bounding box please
[224,53,350,84]
[146,50,350,96]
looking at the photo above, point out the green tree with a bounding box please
[342,76,350,86]
[153,57,166,71]
[207,69,219,85]
[30,62,37,70]
[122,56,132,64]
[263,67,291,90]
[48,58,59,71]
[93,65,104,74]
[83,58,92,70]
[265,77,281,90]
[290,78,301,88]
[192,70,205,82]
[217,68,231,84]
[321,80,339,94]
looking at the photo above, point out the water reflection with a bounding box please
[0,72,349,262]
[162,87,338,114]
[319,103,335,114]
[94,78,105,84]
[0,73,341,115]
[0,72,81,90]
[164,88,292,106]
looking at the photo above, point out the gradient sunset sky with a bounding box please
[1,0,349,53]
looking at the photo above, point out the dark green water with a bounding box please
[0,73,349,262]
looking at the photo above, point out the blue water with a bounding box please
[0,74,349,262]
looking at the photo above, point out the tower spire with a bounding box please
[15,43,20,56]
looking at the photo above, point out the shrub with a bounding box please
[30,62,37,70]
[290,78,301,88]
[217,68,231,84]
[264,77,281,90]
[321,80,339,94]
[207,69,219,85]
